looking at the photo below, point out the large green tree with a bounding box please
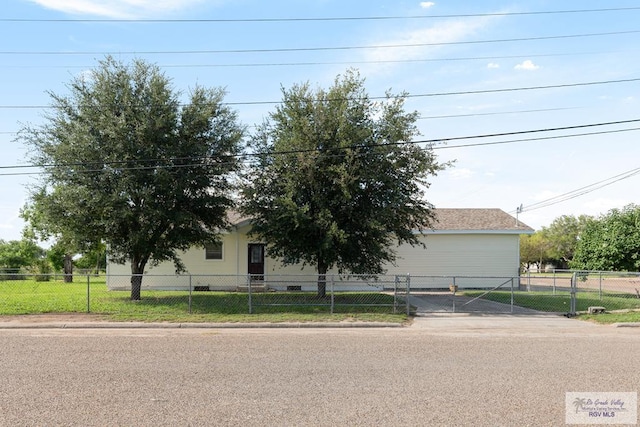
[242,70,446,297]
[540,214,591,268]
[519,232,552,271]
[0,239,44,272]
[571,205,640,271]
[19,57,244,299]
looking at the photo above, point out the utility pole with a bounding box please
[516,204,523,226]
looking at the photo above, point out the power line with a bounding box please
[511,167,640,214]
[0,106,582,134]
[2,29,638,56]
[401,78,640,101]
[3,119,638,176]
[433,126,640,150]
[419,107,580,120]
[3,7,640,23]
[3,50,633,70]
[1,77,637,110]
[410,119,640,146]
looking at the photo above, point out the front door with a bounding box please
[248,244,265,281]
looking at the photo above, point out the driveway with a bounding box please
[407,292,615,338]
[409,291,549,315]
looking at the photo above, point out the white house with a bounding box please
[105,208,533,291]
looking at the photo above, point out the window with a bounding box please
[250,244,263,264]
[205,242,223,260]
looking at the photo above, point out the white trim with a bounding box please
[417,229,534,235]
[204,242,224,261]
[235,226,240,279]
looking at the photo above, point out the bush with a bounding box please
[33,259,52,282]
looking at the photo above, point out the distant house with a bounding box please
[105,208,533,291]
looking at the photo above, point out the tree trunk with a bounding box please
[63,253,73,283]
[317,261,328,299]
[130,257,146,301]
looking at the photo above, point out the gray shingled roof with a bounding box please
[229,208,533,233]
[431,208,533,232]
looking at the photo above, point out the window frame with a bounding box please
[204,242,223,261]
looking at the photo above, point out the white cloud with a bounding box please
[420,2,435,8]
[581,197,633,216]
[514,60,540,71]
[27,0,207,18]
[362,15,500,68]
[449,168,474,180]
[487,62,500,69]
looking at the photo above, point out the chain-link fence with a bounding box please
[1,271,638,317]
[0,273,93,315]
[410,275,524,314]
[565,271,640,315]
[0,273,410,316]
[409,272,640,314]
[518,270,640,315]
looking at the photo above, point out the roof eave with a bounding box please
[418,229,534,235]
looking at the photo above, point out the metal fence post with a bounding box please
[452,276,456,313]
[569,272,577,316]
[330,275,335,314]
[188,275,192,314]
[248,274,253,314]
[86,274,90,314]
[510,277,514,314]
[599,271,603,300]
[393,275,399,314]
[406,274,411,316]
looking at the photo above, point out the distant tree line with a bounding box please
[520,204,640,273]
[0,238,106,278]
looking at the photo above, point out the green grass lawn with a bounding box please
[579,311,640,324]
[462,290,640,323]
[0,277,408,324]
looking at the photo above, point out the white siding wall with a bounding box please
[385,233,521,288]
[106,227,248,290]
[106,229,522,290]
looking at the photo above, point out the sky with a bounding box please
[1,0,639,242]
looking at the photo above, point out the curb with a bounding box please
[0,321,404,330]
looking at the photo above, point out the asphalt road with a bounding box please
[0,318,638,426]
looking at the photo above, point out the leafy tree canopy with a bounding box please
[571,204,640,271]
[540,214,591,267]
[0,239,44,271]
[519,232,552,271]
[241,70,447,296]
[19,56,244,299]
[74,243,107,272]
